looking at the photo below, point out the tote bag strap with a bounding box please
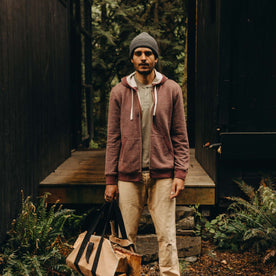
[74,202,108,275]
[113,200,128,239]
[91,200,114,276]
[74,199,130,275]
[113,200,135,251]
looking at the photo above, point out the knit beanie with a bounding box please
[129,32,159,58]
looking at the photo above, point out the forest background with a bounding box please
[82,0,188,147]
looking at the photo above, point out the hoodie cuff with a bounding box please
[105,175,118,185]
[174,170,188,181]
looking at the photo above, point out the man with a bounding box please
[104,32,189,276]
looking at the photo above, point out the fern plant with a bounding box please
[205,177,276,253]
[0,191,81,276]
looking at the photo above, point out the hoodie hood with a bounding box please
[121,69,167,89]
[121,70,168,120]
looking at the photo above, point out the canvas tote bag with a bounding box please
[66,200,141,276]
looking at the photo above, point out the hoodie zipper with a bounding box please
[134,91,143,180]
[149,84,157,175]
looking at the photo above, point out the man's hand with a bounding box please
[170,178,185,199]
[104,184,119,202]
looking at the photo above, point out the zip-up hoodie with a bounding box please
[105,70,189,185]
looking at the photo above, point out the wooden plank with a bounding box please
[39,185,106,204]
[40,149,215,205]
[186,149,215,188]
[40,150,106,185]
[177,187,215,205]
[41,149,214,187]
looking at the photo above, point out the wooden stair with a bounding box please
[39,149,215,205]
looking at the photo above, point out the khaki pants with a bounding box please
[118,173,180,276]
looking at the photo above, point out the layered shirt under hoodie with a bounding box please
[105,70,190,185]
[134,74,155,170]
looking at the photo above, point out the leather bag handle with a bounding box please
[73,199,130,275]
[91,200,115,275]
[74,202,108,275]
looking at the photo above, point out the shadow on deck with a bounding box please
[39,149,215,205]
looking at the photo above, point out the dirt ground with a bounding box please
[141,240,276,276]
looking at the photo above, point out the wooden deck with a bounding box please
[39,149,215,205]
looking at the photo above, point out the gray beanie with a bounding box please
[129,32,159,58]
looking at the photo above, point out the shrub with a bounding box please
[0,192,80,275]
[205,178,276,253]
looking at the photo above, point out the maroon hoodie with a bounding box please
[105,70,189,185]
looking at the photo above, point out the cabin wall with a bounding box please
[194,0,219,182]
[216,0,276,201]
[0,0,71,241]
[225,0,276,132]
[194,0,276,203]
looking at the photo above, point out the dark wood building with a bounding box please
[0,0,93,242]
[188,0,276,205]
[0,0,72,241]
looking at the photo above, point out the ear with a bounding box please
[131,58,134,64]
[155,58,158,64]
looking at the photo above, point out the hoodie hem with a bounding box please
[117,172,141,183]
[115,170,177,183]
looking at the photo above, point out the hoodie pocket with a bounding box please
[150,135,174,169]
[119,137,141,174]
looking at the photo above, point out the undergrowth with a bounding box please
[0,192,83,276]
[205,176,276,263]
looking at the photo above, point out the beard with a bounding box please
[137,64,154,75]
[137,69,152,75]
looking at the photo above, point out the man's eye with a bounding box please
[145,52,153,56]
[134,51,153,57]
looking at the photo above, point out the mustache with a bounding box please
[139,63,149,66]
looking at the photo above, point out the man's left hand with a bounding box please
[170,178,185,199]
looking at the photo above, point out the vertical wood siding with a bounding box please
[225,0,276,132]
[216,0,276,199]
[0,0,71,241]
[194,0,276,200]
[195,0,219,181]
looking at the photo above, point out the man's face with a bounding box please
[131,47,158,75]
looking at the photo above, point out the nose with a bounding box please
[141,53,147,60]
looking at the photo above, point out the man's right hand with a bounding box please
[104,184,119,202]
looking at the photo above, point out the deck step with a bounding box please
[39,149,215,205]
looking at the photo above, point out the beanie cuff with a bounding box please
[129,32,159,58]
